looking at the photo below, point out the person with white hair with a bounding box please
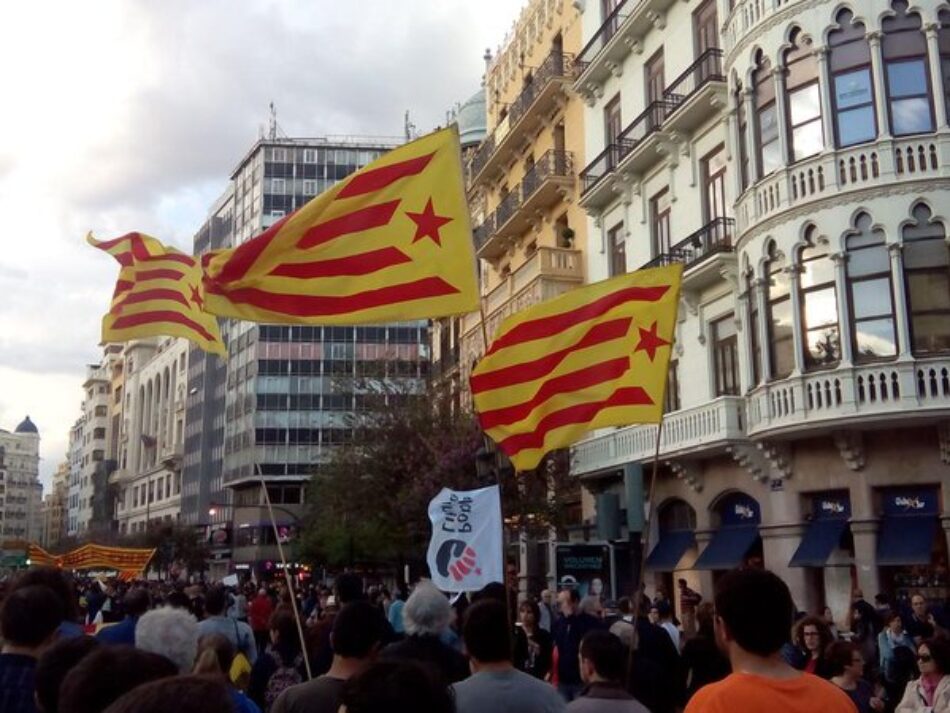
[135,606,200,673]
[380,581,469,683]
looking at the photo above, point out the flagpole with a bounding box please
[256,463,313,680]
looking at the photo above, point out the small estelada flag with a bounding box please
[88,232,226,355]
[202,126,479,324]
[470,264,683,472]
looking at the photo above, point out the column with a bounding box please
[693,531,716,602]
[772,67,792,166]
[755,278,772,382]
[888,243,912,358]
[761,524,816,613]
[743,89,759,183]
[926,24,948,129]
[737,292,756,391]
[786,265,805,375]
[831,252,854,366]
[850,519,882,599]
[815,47,836,151]
[867,32,891,139]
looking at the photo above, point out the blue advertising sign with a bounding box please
[882,488,939,516]
[717,492,761,526]
[812,492,851,519]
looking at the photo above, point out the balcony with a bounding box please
[571,396,747,477]
[642,217,736,290]
[615,100,675,175]
[477,150,575,259]
[746,358,950,438]
[579,141,633,209]
[468,50,574,187]
[473,215,496,255]
[662,49,728,135]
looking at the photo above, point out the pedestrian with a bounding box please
[553,588,604,702]
[895,638,950,712]
[879,610,916,686]
[9,567,84,639]
[339,660,454,713]
[101,675,234,713]
[539,589,557,632]
[607,597,635,648]
[197,586,258,666]
[826,641,885,713]
[580,595,605,620]
[58,645,178,713]
[821,606,840,641]
[514,599,553,680]
[229,587,249,623]
[655,600,681,652]
[624,595,684,713]
[790,615,834,678]
[681,602,730,701]
[683,569,856,713]
[904,594,947,645]
[566,629,650,713]
[452,599,566,713]
[97,588,149,646]
[248,611,308,711]
[677,579,702,637]
[250,589,275,656]
[193,633,262,713]
[380,580,469,684]
[271,600,386,713]
[35,636,100,713]
[135,605,199,674]
[0,585,65,713]
[387,584,408,636]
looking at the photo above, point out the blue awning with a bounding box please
[789,518,849,567]
[646,530,695,571]
[693,525,759,570]
[877,514,938,566]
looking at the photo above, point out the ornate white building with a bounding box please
[571,0,950,618]
[0,417,43,543]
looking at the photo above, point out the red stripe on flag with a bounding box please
[269,247,411,279]
[487,285,670,356]
[94,232,150,258]
[114,289,191,310]
[336,152,435,199]
[499,386,654,458]
[137,268,186,282]
[213,276,459,317]
[213,213,294,284]
[113,280,135,296]
[470,318,632,393]
[140,252,194,266]
[297,201,400,250]
[111,311,217,342]
[478,357,631,429]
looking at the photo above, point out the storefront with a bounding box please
[646,499,699,603]
[791,491,854,619]
[693,492,763,574]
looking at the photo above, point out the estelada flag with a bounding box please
[203,126,479,324]
[470,264,682,471]
[88,232,226,355]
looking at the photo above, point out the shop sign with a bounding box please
[813,492,851,519]
[554,543,613,600]
[883,488,938,516]
[719,493,761,526]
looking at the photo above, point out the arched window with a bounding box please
[745,268,761,385]
[828,10,877,146]
[785,29,824,161]
[799,226,840,368]
[902,203,950,353]
[845,213,897,360]
[882,0,934,135]
[939,10,950,124]
[753,51,781,176]
[765,243,794,378]
[736,82,750,189]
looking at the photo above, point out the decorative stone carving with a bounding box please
[726,443,769,482]
[939,423,950,465]
[669,461,703,492]
[758,441,792,479]
[605,60,623,78]
[832,431,866,471]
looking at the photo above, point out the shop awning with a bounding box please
[693,526,759,570]
[877,514,938,566]
[789,518,849,567]
[645,530,695,571]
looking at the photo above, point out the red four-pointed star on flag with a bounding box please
[634,320,670,361]
[407,198,452,246]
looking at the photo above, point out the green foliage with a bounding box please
[127,522,210,575]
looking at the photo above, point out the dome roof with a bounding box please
[14,415,38,434]
[456,89,487,149]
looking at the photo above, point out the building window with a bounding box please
[754,50,781,177]
[701,144,728,222]
[785,29,824,162]
[664,360,681,413]
[939,11,950,124]
[846,213,897,360]
[272,178,285,194]
[604,93,622,145]
[607,222,626,277]
[799,227,840,368]
[712,315,740,395]
[883,1,934,136]
[694,0,719,56]
[829,9,877,147]
[303,179,317,195]
[303,148,316,163]
[651,188,672,257]
[645,49,665,105]
[902,203,950,354]
[765,243,794,379]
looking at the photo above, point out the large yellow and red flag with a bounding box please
[88,232,226,355]
[203,126,479,324]
[470,265,682,471]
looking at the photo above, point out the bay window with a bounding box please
[902,203,950,354]
[829,10,877,147]
[846,213,897,360]
[799,227,840,368]
[785,29,824,161]
[754,51,782,176]
[882,0,934,136]
[766,243,794,379]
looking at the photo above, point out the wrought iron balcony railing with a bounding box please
[508,51,574,127]
[575,0,630,77]
[617,100,676,154]
[521,149,574,200]
[643,217,736,268]
[663,48,725,105]
[495,188,522,228]
[580,141,633,195]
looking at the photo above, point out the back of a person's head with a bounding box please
[714,569,793,657]
[269,610,300,651]
[195,633,235,675]
[35,636,100,713]
[1,585,65,647]
[565,587,581,604]
[123,587,151,617]
[617,597,632,615]
[825,640,858,677]
[203,586,227,616]
[696,601,716,631]
[339,660,454,713]
[333,601,386,659]
[403,581,451,637]
[102,675,232,713]
[135,605,199,673]
[579,595,601,617]
[471,581,507,605]
[462,599,511,663]
[336,572,364,604]
[580,630,626,682]
[58,645,178,713]
[655,599,672,619]
[12,567,78,621]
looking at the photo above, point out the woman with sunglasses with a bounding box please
[896,637,950,712]
[827,641,885,712]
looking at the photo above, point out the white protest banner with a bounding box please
[426,485,503,592]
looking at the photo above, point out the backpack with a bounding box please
[264,649,304,708]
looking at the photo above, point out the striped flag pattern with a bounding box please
[471,265,683,472]
[88,232,226,355]
[203,126,479,325]
[28,542,156,575]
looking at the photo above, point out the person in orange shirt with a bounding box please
[684,569,857,713]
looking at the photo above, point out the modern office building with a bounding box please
[0,417,43,543]
[570,0,950,619]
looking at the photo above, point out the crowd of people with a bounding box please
[1,566,949,713]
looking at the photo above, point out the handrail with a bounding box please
[521,149,574,201]
[643,217,736,268]
[495,188,522,228]
[580,141,634,195]
[508,51,575,126]
[617,100,676,152]
[575,0,631,75]
[663,48,725,104]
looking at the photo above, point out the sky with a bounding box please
[0,0,520,488]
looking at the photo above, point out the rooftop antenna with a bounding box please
[268,102,278,140]
[404,111,417,141]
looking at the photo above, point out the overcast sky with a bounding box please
[0,0,520,487]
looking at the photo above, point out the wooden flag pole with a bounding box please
[257,463,313,681]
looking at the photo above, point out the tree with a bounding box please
[129,523,210,578]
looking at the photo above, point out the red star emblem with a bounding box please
[634,321,670,362]
[406,198,452,246]
[189,284,204,309]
